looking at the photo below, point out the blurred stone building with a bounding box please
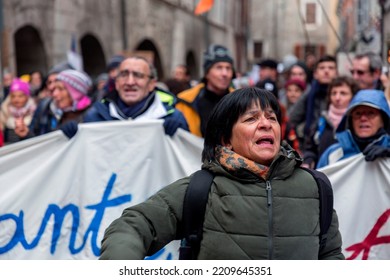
[0,0,249,81]
[337,0,390,65]
[2,0,388,86]
[250,0,340,64]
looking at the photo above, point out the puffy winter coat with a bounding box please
[100,146,344,260]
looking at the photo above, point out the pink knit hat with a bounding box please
[56,69,92,110]
[10,78,31,96]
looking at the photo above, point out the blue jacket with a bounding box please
[317,130,390,168]
[83,89,189,134]
[30,97,89,137]
[317,89,390,168]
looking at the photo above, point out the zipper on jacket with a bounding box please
[266,180,273,259]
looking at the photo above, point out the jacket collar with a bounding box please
[203,142,302,182]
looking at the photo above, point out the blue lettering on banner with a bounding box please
[0,173,131,257]
[145,247,173,260]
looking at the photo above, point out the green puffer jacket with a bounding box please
[100,147,344,260]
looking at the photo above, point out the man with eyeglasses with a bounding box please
[317,89,390,168]
[349,51,384,91]
[83,56,189,136]
[175,44,235,138]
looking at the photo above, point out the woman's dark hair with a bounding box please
[202,87,281,162]
[326,76,359,107]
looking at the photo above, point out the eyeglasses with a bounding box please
[349,69,370,76]
[117,70,152,81]
[351,109,380,120]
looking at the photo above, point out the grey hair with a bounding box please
[127,56,158,80]
[355,51,382,73]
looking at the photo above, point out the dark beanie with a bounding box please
[107,55,125,71]
[203,44,234,74]
[258,59,278,69]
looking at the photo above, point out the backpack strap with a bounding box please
[301,167,334,252]
[179,169,214,260]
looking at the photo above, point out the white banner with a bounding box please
[0,120,203,260]
[319,155,390,260]
[2,122,389,260]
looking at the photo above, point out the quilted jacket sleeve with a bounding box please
[99,178,189,260]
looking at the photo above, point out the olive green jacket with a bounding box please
[100,147,344,260]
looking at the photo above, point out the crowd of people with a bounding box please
[1,44,390,259]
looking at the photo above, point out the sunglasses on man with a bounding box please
[349,69,370,76]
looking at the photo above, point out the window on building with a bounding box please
[305,45,316,56]
[254,41,263,60]
[305,3,316,24]
[294,44,325,60]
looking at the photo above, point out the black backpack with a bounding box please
[179,167,333,259]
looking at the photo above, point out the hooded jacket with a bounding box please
[100,143,344,260]
[317,89,390,168]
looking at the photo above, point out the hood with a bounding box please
[336,89,390,133]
